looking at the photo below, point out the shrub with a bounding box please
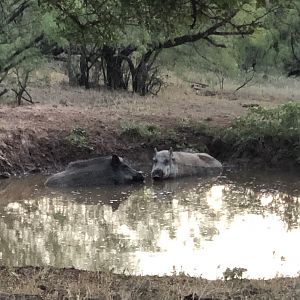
[65,127,92,149]
[221,102,300,161]
[225,102,300,139]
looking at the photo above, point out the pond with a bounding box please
[0,169,299,280]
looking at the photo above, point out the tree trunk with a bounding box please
[90,60,101,88]
[132,59,149,95]
[102,46,126,90]
[67,44,79,86]
[78,47,90,89]
[132,51,155,95]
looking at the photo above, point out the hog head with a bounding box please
[151,148,177,180]
[111,154,144,184]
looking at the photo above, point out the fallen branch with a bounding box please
[235,69,255,92]
[191,82,209,90]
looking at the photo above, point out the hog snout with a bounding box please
[151,169,164,180]
[133,171,145,182]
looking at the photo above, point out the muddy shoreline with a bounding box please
[0,120,298,178]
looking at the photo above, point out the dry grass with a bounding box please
[10,68,296,129]
[0,266,300,299]
[0,68,298,163]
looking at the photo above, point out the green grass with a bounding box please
[119,121,161,140]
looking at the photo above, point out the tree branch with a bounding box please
[1,34,44,74]
[151,10,239,50]
[6,0,31,25]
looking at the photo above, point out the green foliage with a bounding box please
[38,0,294,95]
[233,3,300,74]
[65,127,92,149]
[225,102,300,140]
[43,0,288,61]
[0,0,44,96]
[119,122,160,139]
[221,102,300,161]
[41,12,68,47]
[42,0,124,45]
[159,40,238,87]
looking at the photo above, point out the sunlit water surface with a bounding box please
[0,170,299,279]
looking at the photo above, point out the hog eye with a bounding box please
[153,158,158,163]
[164,159,169,165]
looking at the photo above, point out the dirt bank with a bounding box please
[0,82,299,175]
[0,266,299,299]
[0,103,211,174]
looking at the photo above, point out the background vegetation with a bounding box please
[1,0,299,100]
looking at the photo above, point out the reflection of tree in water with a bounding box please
[221,171,300,229]
[266,194,300,230]
[0,176,222,272]
[0,171,298,274]
[119,180,221,248]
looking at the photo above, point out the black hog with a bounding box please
[45,155,144,187]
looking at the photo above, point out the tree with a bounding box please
[0,0,44,99]
[43,0,292,94]
[281,2,300,76]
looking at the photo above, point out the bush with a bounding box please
[65,127,92,149]
[221,102,300,162]
[226,102,300,138]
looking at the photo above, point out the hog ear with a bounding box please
[111,154,121,167]
[169,147,173,157]
[154,147,158,154]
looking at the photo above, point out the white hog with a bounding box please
[151,148,222,180]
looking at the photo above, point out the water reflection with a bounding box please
[0,171,299,279]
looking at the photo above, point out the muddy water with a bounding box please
[0,170,299,279]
